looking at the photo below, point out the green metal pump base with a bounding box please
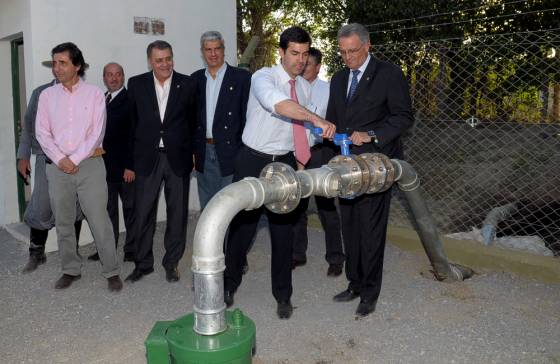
[145,309,256,364]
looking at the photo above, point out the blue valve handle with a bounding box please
[310,128,352,156]
[333,133,352,156]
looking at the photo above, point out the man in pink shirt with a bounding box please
[36,42,122,292]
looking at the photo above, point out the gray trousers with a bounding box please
[46,157,119,278]
[24,154,84,230]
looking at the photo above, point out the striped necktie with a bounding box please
[289,79,310,166]
[347,69,361,102]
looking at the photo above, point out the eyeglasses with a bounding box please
[338,44,366,57]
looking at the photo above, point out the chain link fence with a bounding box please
[375,29,560,256]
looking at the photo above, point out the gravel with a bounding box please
[1,218,559,364]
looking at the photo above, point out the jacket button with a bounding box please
[224,125,228,129]
[226,141,230,144]
[228,112,232,116]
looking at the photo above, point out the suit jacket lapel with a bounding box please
[347,55,377,106]
[214,65,232,126]
[163,73,180,124]
[145,74,160,121]
[109,88,126,110]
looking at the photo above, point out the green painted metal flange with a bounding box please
[146,309,256,364]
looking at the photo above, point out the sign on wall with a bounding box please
[133,17,165,35]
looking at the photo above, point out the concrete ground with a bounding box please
[1,216,559,364]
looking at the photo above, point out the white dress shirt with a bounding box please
[205,63,227,138]
[306,78,330,146]
[242,64,312,155]
[154,72,172,146]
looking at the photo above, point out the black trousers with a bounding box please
[224,145,297,302]
[134,151,190,271]
[339,189,392,302]
[293,144,344,265]
[107,180,136,254]
[29,221,82,256]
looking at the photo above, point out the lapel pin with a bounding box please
[366,77,370,81]
[230,86,233,90]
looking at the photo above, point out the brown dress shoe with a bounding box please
[333,289,360,302]
[327,264,343,277]
[165,267,180,283]
[107,275,123,292]
[355,299,377,318]
[277,300,293,319]
[22,254,46,274]
[291,259,306,270]
[54,274,81,289]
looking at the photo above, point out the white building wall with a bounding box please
[0,0,236,250]
[0,0,31,226]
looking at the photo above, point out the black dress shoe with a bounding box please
[22,254,46,273]
[224,290,235,308]
[333,289,360,302]
[123,252,135,262]
[165,267,180,282]
[327,264,343,277]
[277,300,293,319]
[54,274,81,289]
[291,258,306,270]
[88,252,100,261]
[124,267,154,283]
[107,275,123,292]
[355,299,377,318]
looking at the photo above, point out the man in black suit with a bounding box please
[327,23,413,318]
[191,31,251,209]
[125,41,198,283]
[88,62,136,262]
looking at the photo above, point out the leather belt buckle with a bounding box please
[206,138,215,145]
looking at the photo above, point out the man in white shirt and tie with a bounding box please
[223,26,335,319]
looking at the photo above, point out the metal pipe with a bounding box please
[191,175,290,335]
[391,159,474,281]
[192,154,473,335]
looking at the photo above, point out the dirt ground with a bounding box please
[1,219,559,363]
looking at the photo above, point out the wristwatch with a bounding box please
[367,130,379,144]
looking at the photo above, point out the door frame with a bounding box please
[11,37,26,221]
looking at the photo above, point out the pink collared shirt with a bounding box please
[36,79,106,166]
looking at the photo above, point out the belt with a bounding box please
[206,138,216,145]
[244,145,291,162]
[310,144,321,151]
[45,147,105,164]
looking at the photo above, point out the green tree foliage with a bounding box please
[237,0,346,73]
[341,0,560,123]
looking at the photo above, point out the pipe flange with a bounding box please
[359,153,396,193]
[260,162,301,214]
[327,155,367,199]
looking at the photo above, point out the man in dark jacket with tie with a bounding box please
[327,23,413,318]
[88,62,136,262]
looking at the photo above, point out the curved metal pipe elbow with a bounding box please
[191,177,270,335]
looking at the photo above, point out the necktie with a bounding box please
[347,69,361,102]
[289,79,311,166]
[105,92,112,105]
